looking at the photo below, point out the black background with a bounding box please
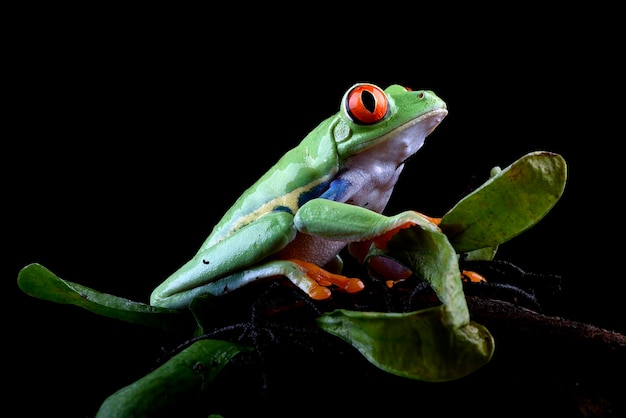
[8,6,623,417]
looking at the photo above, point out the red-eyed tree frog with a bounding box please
[150,83,448,309]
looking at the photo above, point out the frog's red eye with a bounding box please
[345,84,389,125]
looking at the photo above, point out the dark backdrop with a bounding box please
[8,9,623,417]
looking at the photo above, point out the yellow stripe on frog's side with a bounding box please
[220,173,334,241]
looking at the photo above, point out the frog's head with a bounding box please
[333,83,448,160]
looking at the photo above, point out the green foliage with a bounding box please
[317,151,566,381]
[16,151,567,413]
[318,308,493,382]
[439,151,567,253]
[17,263,187,331]
[320,217,493,381]
[96,339,250,417]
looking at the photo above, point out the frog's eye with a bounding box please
[345,84,389,125]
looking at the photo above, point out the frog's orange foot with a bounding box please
[462,270,487,283]
[288,259,365,299]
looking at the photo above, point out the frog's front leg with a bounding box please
[295,198,440,244]
[296,199,488,287]
[294,198,441,284]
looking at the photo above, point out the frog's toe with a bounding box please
[343,278,365,293]
[308,284,333,300]
[286,259,364,297]
[462,270,487,283]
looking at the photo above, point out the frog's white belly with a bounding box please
[278,147,408,266]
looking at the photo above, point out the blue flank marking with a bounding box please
[273,206,293,214]
[297,181,328,207]
[318,178,349,202]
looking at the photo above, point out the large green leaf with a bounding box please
[17,263,186,331]
[318,224,494,381]
[439,151,567,253]
[318,308,493,382]
[96,338,250,417]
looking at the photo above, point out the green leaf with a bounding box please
[439,151,567,253]
[17,263,187,331]
[463,245,498,261]
[188,294,222,337]
[367,223,468,327]
[317,308,494,382]
[318,224,494,381]
[96,339,251,417]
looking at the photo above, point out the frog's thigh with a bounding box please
[151,211,295,308]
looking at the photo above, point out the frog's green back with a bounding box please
[200,116,340,250]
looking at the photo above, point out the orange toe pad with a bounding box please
[288,259,365,297]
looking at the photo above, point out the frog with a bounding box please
[150,83,448,309]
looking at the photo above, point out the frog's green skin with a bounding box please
[151,84,447,309]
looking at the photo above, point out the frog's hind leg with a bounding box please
[193,259,364,301]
